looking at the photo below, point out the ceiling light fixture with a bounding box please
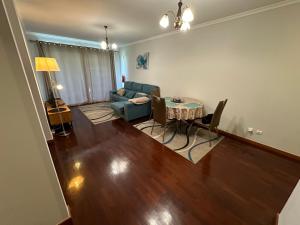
[159,0,194,32]
[100,25,117,50]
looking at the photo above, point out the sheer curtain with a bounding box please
[36,42,116,105]
[114,51,122,89]
[82,48,113,102]
[45,45,88,105]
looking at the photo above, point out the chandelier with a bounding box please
[159,0,194,32]
[100,26,117,50]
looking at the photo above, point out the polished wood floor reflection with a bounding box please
[49,108,300,225]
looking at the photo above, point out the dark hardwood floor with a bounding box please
[49,108,300,225]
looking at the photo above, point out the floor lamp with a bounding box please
[35,57,70,136]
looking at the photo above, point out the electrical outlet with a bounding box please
[247,127,254,133]
[256,129,263,135]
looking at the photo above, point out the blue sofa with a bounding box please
[110,81,160,121]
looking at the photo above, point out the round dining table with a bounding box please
[165,97,204,120]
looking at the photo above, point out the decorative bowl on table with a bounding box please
[172,97,183,103]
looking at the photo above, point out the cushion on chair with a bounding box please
[202,114,213,124]
[124,89,136,99]
[194,119,209,129]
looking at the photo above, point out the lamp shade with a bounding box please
[35,57,60,72]
[159,14,169,28]
[182,8,194,22]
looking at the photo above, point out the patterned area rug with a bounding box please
[134,120,223,164]
[79,102,119,125]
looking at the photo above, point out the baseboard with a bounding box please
[47,139,55,145]
[219,130,300,162]
[57,217,73,225]
[275,213,279,225]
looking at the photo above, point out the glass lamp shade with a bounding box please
[160,14,169,28]
[111,43,118,50]
[56,84,63,90]
[100,41,108,50]
[182,8,194,22]
[180,22,190,32]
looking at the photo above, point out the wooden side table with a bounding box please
[45,101,72,127]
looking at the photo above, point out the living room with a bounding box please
[1,0,300,225]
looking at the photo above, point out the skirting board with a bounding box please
[57,217,73,225]
[219,130,300,162]
[47,126,299,162]
[47,139,55,145]
[275,213,279,225]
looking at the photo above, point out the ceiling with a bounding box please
[15,0,284,45]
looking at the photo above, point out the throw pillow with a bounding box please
[124,89,136,99]
[117,88,125,96]
[128,97,150,104]
[134,92,148,98]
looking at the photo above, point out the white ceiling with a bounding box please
[15,0,284,45]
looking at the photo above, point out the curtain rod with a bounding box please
[29,39,119,52]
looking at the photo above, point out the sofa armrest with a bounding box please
[110,90,117,94]
[109,90,118,102]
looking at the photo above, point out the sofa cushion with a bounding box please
[124,81,133,90]
[142,84,158,95]
[135,92,148,98]
[123,101,151,121]
[124,89,136,99]
[110,101,126,115]
[131,82,143,92]
[111,93,128,102]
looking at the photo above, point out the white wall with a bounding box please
[0,0,69,224]
[4,0,53,141]
[120,3,300,156]
[279,180,300,225]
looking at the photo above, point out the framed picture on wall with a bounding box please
[136,52,149,70]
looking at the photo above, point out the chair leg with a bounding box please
[208,130,212,147]
[149,109,153,120]
[151,121,155,135]
[216,128,221,139]
[163,126,166,142]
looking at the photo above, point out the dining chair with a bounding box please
[193,99,228,146]
[151,95,168,141]
[149,89,161,120]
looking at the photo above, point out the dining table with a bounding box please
[164,97,204,150]
[165,97,204,120]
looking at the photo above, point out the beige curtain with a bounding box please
[36,42,54,100]
[81,48,114,103]
[109,50,117,90]
[33,41,117,105]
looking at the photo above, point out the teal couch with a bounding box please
[110,81,160,121]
